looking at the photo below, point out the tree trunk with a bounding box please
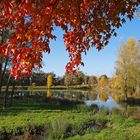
[10,78,15,105]
[3,76,10,109]
[0,57,2,95]
[0,29,4,95]
[124,77,128,102]
[0,58,8,93]
[124,88,128,101]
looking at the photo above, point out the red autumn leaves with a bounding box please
[0,0,139,79]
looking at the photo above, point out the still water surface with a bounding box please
[12,89,140,116]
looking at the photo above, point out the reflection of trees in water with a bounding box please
[16,90,139,117]
[45,90,101,102]
[120,103,140,117]
[87,93,97,100]
[3,89,139,117]
[63,92,82,101]
[99,94,108,102]
[50,90,91,101]
[47,90,52,98]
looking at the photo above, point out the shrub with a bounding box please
[100,107,109,115]
[111,108,122,116]
[46,118,73,139]
[77,104,99,113]
[94,113,108,127]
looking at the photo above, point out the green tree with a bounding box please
[31,70,46,86]
[76,71,85,85]
[63,73,76,86]
[64,74,72,86]
[88,76,98,88]
[64,71,85,86]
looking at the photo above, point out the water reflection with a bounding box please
[4,89,140,116]
[46,90,140,116]
[47,90,52,98]
[85,96,120,110]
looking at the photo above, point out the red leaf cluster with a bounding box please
[0,0,139,79]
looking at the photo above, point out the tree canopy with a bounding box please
[115,38,140,98]
[0,0,140,79]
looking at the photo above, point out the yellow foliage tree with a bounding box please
[111,76,121,89]
[115,38,140,100]
[98,75,108,94]
[47,75,53,89]
[98,75,108,87]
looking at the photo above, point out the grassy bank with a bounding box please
[1,85,90,92]
[0,97,140,140]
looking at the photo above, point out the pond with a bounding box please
[5,89,140,116]
[85,96,120,110]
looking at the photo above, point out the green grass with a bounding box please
[0,97,140,140]
[0,98,95,138]
[68,114,140,140]
[68,121,140,140]
[68,126,140,140]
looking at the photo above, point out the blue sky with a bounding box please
[42,17,140,77]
